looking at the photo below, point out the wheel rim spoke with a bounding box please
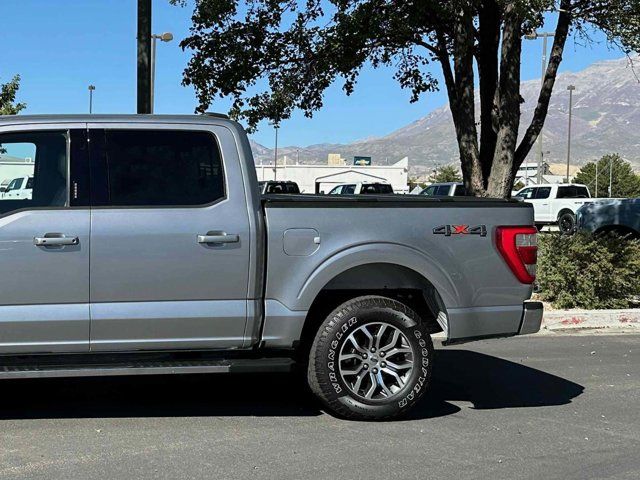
[377,372,394,397]
[347,334,367,354]
[384,360,412,370]
[360,325,374,350]
[379,329,400,352]
[365,372,378,399]
[385,347,412,358]
[374,324,387,350]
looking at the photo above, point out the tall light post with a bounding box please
[525,31,555,184]
[150,32,174,113]
[272,122,280,180]
[88,85,96,114]
[566,85,575,182]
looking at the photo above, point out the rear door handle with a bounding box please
[34,235,79,246]
[197,233,239,244]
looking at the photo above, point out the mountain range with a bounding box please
[249,56,640,173]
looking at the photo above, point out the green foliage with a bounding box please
[174,0,639,128]
[573,154,640,198]
[433,165,462,183]
[0,75,26,116]
[537,231,640,309]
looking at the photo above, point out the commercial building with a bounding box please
[255,157,410,194]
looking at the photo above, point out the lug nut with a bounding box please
[362,353,368,359]
[380,361,387,368]
[370,347,376,353]
[379,351,385,357]
[372,368,378,374]
[363,364,369,369]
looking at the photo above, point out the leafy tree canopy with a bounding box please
[0,75,26,116]
[433,165,463,183]
[173,0,640,197]
[574,153,640,198]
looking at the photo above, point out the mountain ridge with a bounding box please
[250,56,640,171]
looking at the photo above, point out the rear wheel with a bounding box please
[558,212,576,235]
[307,295,433,420]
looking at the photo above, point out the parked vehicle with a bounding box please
[327,182,394,195]
[420,182,467,197]
[576,198,640,237]
[1,175,33,200]
[0,114,542,420]
[513,183,602,234]
[258,180,300,194]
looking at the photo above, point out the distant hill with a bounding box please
[250,56,640,171]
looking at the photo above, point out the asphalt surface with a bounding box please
[0,334,638,480]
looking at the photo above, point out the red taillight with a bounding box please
[496,226,538,284]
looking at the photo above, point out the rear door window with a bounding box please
[535,187,551,199]
[557,186,579,198]
[92,130,224,207]
[342,185,356,194]
[453,185,467,196]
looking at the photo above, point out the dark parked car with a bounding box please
[259,181,301,194]
[576,198,640,237]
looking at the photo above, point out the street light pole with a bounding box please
[88,85,96,114]
[273,123,280,180]
[566,85,575,181]
[150,32,174,113]
[525,31,555,184]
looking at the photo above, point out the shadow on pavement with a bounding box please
[405,349,585,420]
[0,350,583,420]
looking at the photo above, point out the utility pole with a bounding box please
[609,156,613,197]
[595,161,598,197]
[137,0,152,114]
[88,85,95,114]
[566,85,575,181]
[525,31,555,184]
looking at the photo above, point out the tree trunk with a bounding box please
[486,6,522,198]
[448,11,485,195]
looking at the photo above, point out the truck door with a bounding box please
[0,128,90,353]
[533,186,552,222]
[87,126,251,351]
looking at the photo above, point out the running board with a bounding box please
[0,357,295,380]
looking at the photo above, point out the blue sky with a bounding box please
[0,0,625,148]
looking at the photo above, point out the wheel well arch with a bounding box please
[295,263,447,358]
[557,208,575,220]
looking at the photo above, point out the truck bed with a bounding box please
[260,194,535,346]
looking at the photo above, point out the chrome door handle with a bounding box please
[197,233,239,244]
[34,235,79,246]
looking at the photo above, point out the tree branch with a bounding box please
[514,0,572,167]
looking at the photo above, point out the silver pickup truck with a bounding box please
[0,114,542,420]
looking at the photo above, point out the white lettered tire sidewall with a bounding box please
[307,296,433,420]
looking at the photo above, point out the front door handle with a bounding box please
[34,235,79,246]
[197,233,239,244]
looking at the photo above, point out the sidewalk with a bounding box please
[540,308,640,334]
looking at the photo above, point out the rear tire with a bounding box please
[558,212,576,235]
[307,295,433,420]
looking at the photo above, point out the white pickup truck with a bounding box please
[1,175,33,200]
[513,183,599,234]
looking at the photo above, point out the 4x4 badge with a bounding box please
[433,225,487,237]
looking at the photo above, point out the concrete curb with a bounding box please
[541,308,640,332]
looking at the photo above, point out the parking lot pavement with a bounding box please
[0,335,638,480]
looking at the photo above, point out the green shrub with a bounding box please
[537,232,640,309]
